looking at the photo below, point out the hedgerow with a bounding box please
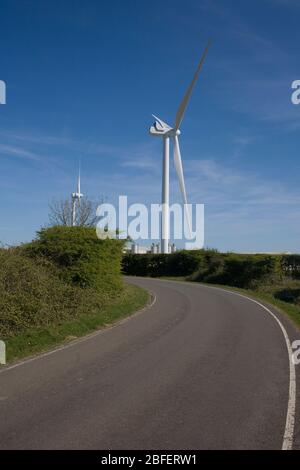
[0,227,125,338]
[122,250,288,289]
[24,226,124,293]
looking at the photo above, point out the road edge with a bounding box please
[0,285,156,374]
[132,276,296,451]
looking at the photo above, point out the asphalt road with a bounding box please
[0,277,299,450]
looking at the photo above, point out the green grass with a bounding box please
[4,283,149,363]
[203,283,300,330]
[156,276,300,331]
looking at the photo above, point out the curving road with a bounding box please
[0,277,299,450]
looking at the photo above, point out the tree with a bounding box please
[48,196,104,227]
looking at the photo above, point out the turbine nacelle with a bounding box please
[72,192,83,199]
[149,115,181,137]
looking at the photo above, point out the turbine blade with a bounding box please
[173,135,192,235]
[174,41,212,130]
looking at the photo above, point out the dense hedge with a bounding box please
[123,250,289,289]
[0,227,125,337]
[0,248,82,336]
[189,253,281,288]
[123,250,203,277]
[24,226,124,293]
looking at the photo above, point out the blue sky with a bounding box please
[1,0,300,252]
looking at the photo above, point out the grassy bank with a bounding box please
[0,226,149,364]
[212,284,300,330]
[194,281,300,330]
[4,283,149,363]
[123,250,300,330]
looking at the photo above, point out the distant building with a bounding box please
[170,243,177,253]
[151,243,160,254]
[129,243,150,254]
[123,241,178,254]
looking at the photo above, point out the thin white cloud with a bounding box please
[186,159,243,185]
[122,157,158,170]
[185,157,300,207]
[0,144,41,161]
[0,130,75,147]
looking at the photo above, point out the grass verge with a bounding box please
[157,276,300,331]
[4,283,149,364]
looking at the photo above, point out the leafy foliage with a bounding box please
[123,250,285,288]
[0,227,125,338]
[191,254,278,288]
[123,250,204,277]
[0,248,83,337]
[24,226,124,292]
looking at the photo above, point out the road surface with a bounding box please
[0,277,299,450]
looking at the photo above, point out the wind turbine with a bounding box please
[149,42,211,253]
[71,165,83,226]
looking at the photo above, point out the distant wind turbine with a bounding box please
[71,165,84,226]
[149,41,211,253]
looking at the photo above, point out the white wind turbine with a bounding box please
[149,42,211,253]
[71,165,84,226]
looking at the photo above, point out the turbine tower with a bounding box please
[149,42,211,253]
[71,166,83,226]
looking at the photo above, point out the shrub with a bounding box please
[189,253,280,288]
[274,287,300,304]
[215,255,276,288]
[122,250,204,277]
[166,251,202,276]
[24,226,124,293]
[188,251,225,282]
[123,250,283,289]
[0,247,83,337]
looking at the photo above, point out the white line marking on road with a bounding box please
[1,275,296,449]
[0,290,157,375]
[148,278,296,451]
[216,288,296,451]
